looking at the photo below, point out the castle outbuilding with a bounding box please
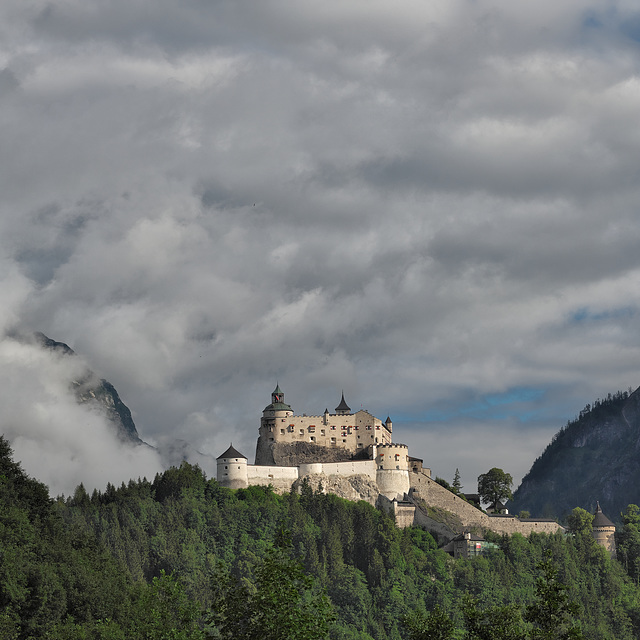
[592,502,616,558]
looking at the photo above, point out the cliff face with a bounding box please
[511,387,640,521]
[254,438,357,466]
[35,332,144,445]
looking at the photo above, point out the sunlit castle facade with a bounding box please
[216,385,565,539]
[258,384,393,453]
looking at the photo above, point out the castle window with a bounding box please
[308,426,315,433]
[396,465,400,469]
[321,429,325,435]
[330,437,336,444]
[299,429,304,435]
[342,439,346,443]
[280,429,285,435]
[395,454,400,461]
[287,425,294,432]
[376,426,380,430]
[310,436,315,442]
[331,426,336,430]
[366,426,372,430]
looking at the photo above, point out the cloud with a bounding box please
[0,334,163,496]
[1,0,640,494]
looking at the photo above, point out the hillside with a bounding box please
[511,387,640,521]
[3,433,640,639]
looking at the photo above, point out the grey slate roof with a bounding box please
[335,391,351,413]
[217,444,247,460]
[593,502,615,528]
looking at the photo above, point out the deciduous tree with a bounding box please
[477,468,513,508]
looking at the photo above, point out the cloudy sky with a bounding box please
[2,0,640,497]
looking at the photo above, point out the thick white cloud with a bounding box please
[1,0,640,494]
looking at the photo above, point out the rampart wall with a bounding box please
[409,470,563,536]
[299,460,377,480]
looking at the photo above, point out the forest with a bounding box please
[3,435,640,639]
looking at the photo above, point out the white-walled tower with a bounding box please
[217,444,248,489]
[376,443,410,499]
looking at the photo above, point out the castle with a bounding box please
[217,385,565,540]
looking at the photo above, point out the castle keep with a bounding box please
[217,385,564,540]
[255,385,393,466]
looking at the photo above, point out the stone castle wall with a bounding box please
[258,409,393,463]
[408,470,563,536]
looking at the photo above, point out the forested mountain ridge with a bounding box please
[511,387,640,521]
[3,434,640,639]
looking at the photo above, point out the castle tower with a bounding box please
[335,392,351,415]
[255,384,295,464]
[592,502,616,558]
[217,444,248,489]
[375,443,410,500]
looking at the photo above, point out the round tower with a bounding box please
[592,501,616,558]
[375,443,410,499]
[217,444,248,489]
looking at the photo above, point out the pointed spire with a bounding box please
[335,391,351,414]
[272,383,284,404]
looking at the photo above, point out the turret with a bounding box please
[592,502,616,558]
[375,443,410,499]
[217,444,248,489]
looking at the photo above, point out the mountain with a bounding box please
[35,332,144,445]
[511,387,640,522]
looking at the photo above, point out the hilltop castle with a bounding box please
[217,385,564,540]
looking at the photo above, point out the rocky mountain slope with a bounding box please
[35,332,144,445]
[511,386,640,522]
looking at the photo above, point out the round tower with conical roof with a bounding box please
[217,444,248,489]
[592,501,616,558]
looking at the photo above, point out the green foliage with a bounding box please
[617,504,640,584]
[403,605,456,640]
[130,570,204,639]
[452,469,462,495]
[477,468,513,508]
[4,436,640,640]
[462,595,526,640]
[565,508,593,536]
[524,550,585,639]
[209,541,334,640]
